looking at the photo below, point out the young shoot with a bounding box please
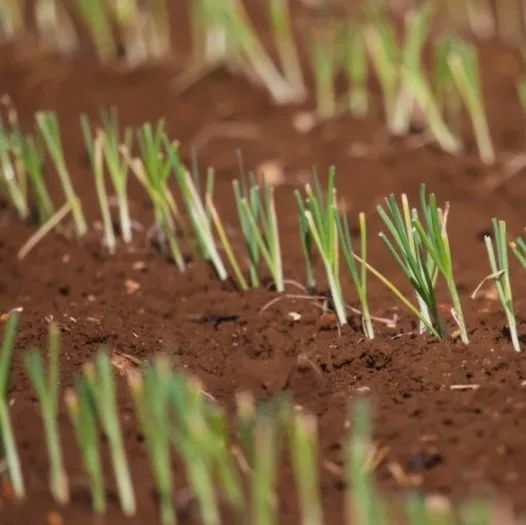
[345,399,386,525]
[65,379,105,514]
[36,112,87,236]
[83,352,136,516]
[295,168,346,324]
[80,119,116,254]
[18,132,55,223]
[24,323,69,504]
[35,0,78,55]
[266,0,306,100]
[511,235,526,269]
[252,412,279,525]
[289,412,323,525]
[203,0,298,104]
[336,210,374,339]
[377,191,443,337]
[144,0,171,59]
[129,359,174,525]
[392,2,435,136]
[84,110,133,244]
[0,1,25,38]
[170,151,228,280]
[413,186,468,343]
[342,19,368,118]
[72,0,116,62]
[0,311,24,499]
[233,173,283,292]
[0,121,29,220]
[475,219,520,352]
[364,11,400,133]
[133,121,185,271]
[447,39,495,164]
[309,26,337,119]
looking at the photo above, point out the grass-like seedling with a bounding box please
[295,168,346,325]
[365,10,400,134]
[206,175,248,291]
[0,1,25,37]
[434,34,463,140]
[72,0,116,62]
[392,2,434,136]
[65,379,105,514]
[336,210,374,339]
[0,311,24,499]
[83,352,136,516]
[289,411,323,525]
[144,0,171,59]
[81,120,116,254]
[345,399,386,525]
[342,19,369,118]
[476,219,520,352]
[17,132,55,223]
[266,0,305,101]
[36,111,87,236]
[377,191,442,337]
[24,323,69,504]
[35,0,78,55]
[169,375,220,525]
[511,235,526,269]
[233,172,283,292]
[446,39,495,164]
[170,150,228,280]
[378,186,468,342]
[0,120,29,220]
[201,0,298,104]
[83,110,133,244]
[309,26,337,119]
[412,187,468,343]
[129,358,174,525]
[133,121,185,271]
[252,411,279,525]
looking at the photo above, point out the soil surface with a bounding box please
[1,3,526,524]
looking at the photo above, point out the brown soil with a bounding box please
[1,4,526,524]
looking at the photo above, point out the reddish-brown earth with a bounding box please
[1,3,526,524]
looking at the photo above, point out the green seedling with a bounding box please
[24,323,69,504]
[0,311,24,499]
[295,168,346,324]
[511,235,526,269]
[342,19,369,118]
[266,0,305,100]
[336,210,374,339]
[65,379,105,514]
[289,411,323,525]
[346,399,386,525]
[447,39,495,164]
[133,121,185,271]
[83,352,135,516]
[170,152,228,280]
[233,172,283,292]
[36,112,87,236]
[129,358,174,525]
[81,120,116,254]
[474,219,520,351]
[73,0,116,62]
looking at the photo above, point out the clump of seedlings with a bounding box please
[233,167,283,293]
[375,185,468,343]
[24,323,69,503]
